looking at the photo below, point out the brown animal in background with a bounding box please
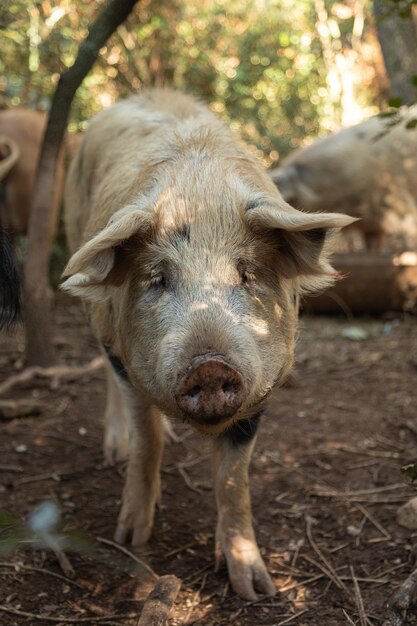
[62,89,354,601]
[270,107,417,252]
[0,108,66,241]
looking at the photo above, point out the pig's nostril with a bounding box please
[189,385,202,398]
[222,382,236,396]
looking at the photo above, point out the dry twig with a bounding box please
[184,573,207,623]
[353,502,391,540]
[0,561,84,588]
[0,398,46,418]
[33,529,75,578]
[14,471,67,485]
[177,465,201,493]
[182,561,214,584]
[52,547,75,578]
[279,573,324,593]
[277,610,309,625]
[350,566,368,626]
[312,483,407,499]
[137,574,181,626]
[329,443,399,459]
[165,540,196,557]
[343,608,358,626]
[404,420,417,438]
[311,483,410,505]
[0,605,136,623]
[96,536,158,580]
[305,516,349,595]
[0,465,23,472]
[383,567,417,626]
[230,595,284,622]
[0,356,104,396]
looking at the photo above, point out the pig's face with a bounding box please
[117,199,297,433]
[62,160,354,434]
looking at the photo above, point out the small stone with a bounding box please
[347,525,361,537]
[397,496,417,529]
[342,326,368,341]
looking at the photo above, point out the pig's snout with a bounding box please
[176,356,245,424]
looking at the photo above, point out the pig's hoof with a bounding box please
[114,515,152,546]
[103,424,129,465]
[216,534,276,601]
[115,495,155,546]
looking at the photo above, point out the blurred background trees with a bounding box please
[0,0,395,165]
[374,0,417,105]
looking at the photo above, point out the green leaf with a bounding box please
[402,461,417,484]
[405,119,417,129]
[399,6,412,18]
[0,536,22,556]
[388,97,403,108]
[0,510,20,528]
[378,108,399,118]
[0,529,27,556]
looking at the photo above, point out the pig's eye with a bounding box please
[240,269,256,285]
[238,261,256,286]
[149,273,166,289]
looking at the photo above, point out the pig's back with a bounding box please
[65,89,229,251]
[278,107,417,214]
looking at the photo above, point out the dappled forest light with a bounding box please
[1,0,386,165]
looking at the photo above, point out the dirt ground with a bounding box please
[1,295,417,626]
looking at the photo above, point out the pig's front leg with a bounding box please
[213,418,276,601]
[115,402,163,547]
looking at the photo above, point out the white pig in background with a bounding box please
[62,89,354,600]
[270,107,417,252]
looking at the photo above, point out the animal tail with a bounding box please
[0,226,21,329]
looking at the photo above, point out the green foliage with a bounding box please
[0,501,91,557]
[388,96,403,107]
[401,461,417,484]
[1,0,380,162]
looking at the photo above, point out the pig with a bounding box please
[270,107,417,251]
[0,225,20,329]
[0,108,66,241]
[62,88,354,600]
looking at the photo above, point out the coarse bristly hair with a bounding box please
[61,89,355,301]
[0,226,20,329]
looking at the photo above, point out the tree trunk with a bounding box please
[24,0,141,366]
[373,0,417,105]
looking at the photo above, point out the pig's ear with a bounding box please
[61,206,153,302]
[245,197,357,293]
